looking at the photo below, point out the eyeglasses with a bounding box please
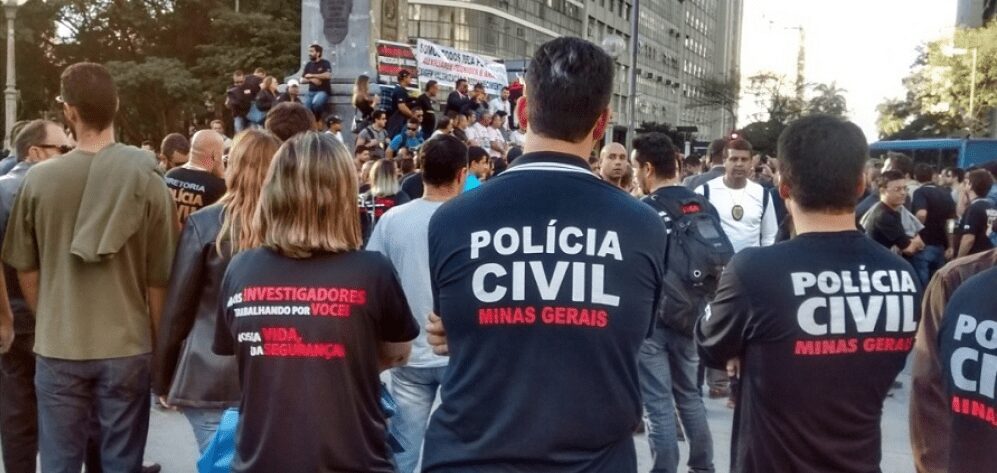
[35,144,73,154]
[885,186,908,193]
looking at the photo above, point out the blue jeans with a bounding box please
[389,365,447,473]
[910,244,945,287]
[233,116,247,134]
[306,91,329,119]
[639,323,715,473]
[183,407,224,454]
[35,354,151,473]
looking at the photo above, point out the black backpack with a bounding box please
[645,193,735,336]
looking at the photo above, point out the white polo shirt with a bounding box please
[696,176,777,253]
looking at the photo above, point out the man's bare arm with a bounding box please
[17,270,38,314]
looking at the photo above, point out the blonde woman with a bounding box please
[153,130,280,455]
[213,131,417,472]
[353,74,379,122]
[359,158,410,243]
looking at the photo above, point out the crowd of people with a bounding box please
[0,35,991,473]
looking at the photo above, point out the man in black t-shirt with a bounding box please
[910,163,956,285]
[938,266,997,473]
[417,80,439,140]
[957,169,996,257]
[697,115,921,473]
[165,130,226,225]
[632,132,718,473]
[386,70,416,137]
[862,170,925,256]
[302,43,332,122]
[225,70,253,134]
[423,37,666,473]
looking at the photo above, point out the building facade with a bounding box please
[405,0,742,140]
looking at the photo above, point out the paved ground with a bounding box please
[2,374,916,472]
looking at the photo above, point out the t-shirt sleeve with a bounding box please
[1,179,38,271]
[212,265,236,356]
[145,176,178,286]
[876,210,911,249]
[961,203,986,234]
[696,264,753,369]
[911,188,928,213]
[393,87,408,105]
[374,256,419,342]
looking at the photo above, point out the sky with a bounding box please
[738,0,958,142]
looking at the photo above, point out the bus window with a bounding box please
[939,149,959,169]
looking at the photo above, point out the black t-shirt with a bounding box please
[422,152,667,472]
[959,198,997,255]
[696,231,921,473]
[303,59,333,95]
[400,172,424,199]
[164,167,226,224]
[213,248,418,473]
[417,93,436,138]
[863,202,911,251]
[388,84,411,117]
[912,184,956,247]
[939,266,997,473]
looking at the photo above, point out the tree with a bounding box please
[743,72,804,125]
[636,121,688,149]
[0,0,302,145]
[807,82,848,117]
[738,120,784,157]
[876,23,997,139]
[686,71,740,130]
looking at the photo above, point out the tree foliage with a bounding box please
[1,0,301,144]
[686,71,740,129]
[876,23,997,140]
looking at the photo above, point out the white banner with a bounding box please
[415,39,508,95]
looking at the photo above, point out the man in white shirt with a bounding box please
[484,113,507,159]
[366,135,468,473]
[465,111,491,148]
[488,87,512,130]
[696,138,778,253]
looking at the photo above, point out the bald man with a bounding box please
[599,142,628,188]
[164,130,227,225]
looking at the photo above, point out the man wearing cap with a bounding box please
[302,43,333,122]
[324,115,344,143]
[277,80,302,104]
[386,70,416,137]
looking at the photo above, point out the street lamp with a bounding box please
[4,0,28,150]
[601,35,625,150]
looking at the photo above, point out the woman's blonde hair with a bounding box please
[369,158,400,197]
[352,74,370,108]
[251,131,362,258]
[216,129,281,256]
[261,75,277,93]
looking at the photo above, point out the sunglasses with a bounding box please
[35,144,73,154]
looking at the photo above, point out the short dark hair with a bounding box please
[684,154,702,168]
[254,67,266,75]
[943,166,965,183]
[233,69,245,77]
[407,117,421,126]
[425,80,438,91]
[371,110,388,121]
[777,114,868,213]
[436,116,452,131]
[725,138,752,156]
[399,157,415,174]
[455,79,468,88]
[878,170,906,189]
[913,163,935,183]
[632,132,679,179]
[161,133,190,158]
[492,157,508,175]
[501,86,509,92]
[473,83,485,90]
[506,146,524,163]
[324,114,342,126]
[707,138,727,163]
[526,37,613,143]
[265,102,314,141]
[468,146,489,164]
[60,62,118,130]
[966,169,994,197]
[421,135,468,187]
[309,43,323,55]
[14,119,50,160]
[885,152,913,177]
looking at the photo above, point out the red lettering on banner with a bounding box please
[951,395,997,428]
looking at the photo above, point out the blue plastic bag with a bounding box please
[197,408,239,473]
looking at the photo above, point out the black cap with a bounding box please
[398,70,411,80]
[325,114,342,126]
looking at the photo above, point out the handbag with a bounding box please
[246,102,266,125]
[197,408,239,473]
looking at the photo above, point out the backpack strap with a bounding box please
[702,183,710,201]
[762,186,771,219]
